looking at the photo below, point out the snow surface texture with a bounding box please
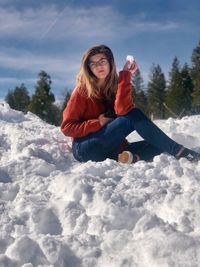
[1,101,200,267]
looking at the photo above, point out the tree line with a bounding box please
[5,40,200,125]
[5,70,71,126]
[132,40,200,119]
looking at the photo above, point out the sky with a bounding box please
[0,0,200,100]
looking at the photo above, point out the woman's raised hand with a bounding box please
[123,60,138,75]
[98,114,114,126]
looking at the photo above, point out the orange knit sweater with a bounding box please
[61,71,134,139]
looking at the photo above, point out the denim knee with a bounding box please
[127,108,147,121]
[72,140,107,162]
[72,142,83,162]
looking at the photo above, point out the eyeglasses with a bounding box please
[89,58,108,69]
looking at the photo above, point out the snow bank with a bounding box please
[1,101,200,267]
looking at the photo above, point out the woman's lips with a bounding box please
[98,70,105,74]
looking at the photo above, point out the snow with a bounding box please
[126,55,135,63]
[1,101,200,267]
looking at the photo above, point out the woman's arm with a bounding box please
[114,61,138,115]
[61,90,102,138]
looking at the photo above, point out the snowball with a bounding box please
[126,55,135,63]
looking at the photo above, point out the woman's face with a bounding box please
[89,53,110,82]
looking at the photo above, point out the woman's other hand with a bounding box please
[98,114,114,126]
[123,60,138,74]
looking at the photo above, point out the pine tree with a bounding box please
[5,83,30,113]
[166,58,193,117]
[147,64,166,119]
[132,69,148,115]
[191,40,200,108]
[180,64,193,114]
[28,70,61,125]
[165,57,182,117]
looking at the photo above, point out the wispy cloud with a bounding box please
[128,20,179,32]
[0,5,181,42]
[0,48,79,77]
[0,47,79,93]
[0,77,36,87]
[0,6,58,39]
[0,76,71,89]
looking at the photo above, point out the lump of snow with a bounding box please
[126,55,135,63]
[5,236,48,266]
[1,103,200,267]
[0,102,28,123]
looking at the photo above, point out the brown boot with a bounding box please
[118,151,140,164]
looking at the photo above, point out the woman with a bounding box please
[61,44,200,163]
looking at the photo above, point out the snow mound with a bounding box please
[1,101,200,267]
[0,102,28,123]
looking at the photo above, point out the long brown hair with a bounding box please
[76,45,118,101]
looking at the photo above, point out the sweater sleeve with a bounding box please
[61,90,102,138]
[114,70,135,115]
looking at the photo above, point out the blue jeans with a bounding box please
[72,108,182,162]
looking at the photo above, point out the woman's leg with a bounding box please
[127,141,163,162]
[73,108,182,162]
[122,108,182,156]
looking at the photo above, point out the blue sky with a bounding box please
[0,0,200,100]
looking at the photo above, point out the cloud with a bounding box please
[128,20,179,32]
[0,47,79,93]
[0,5,181,43]
[0,77,35,83]
[0,48,79,77]
[0,76,70,89]
[0,6,58,39]
[0,77,37,92]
